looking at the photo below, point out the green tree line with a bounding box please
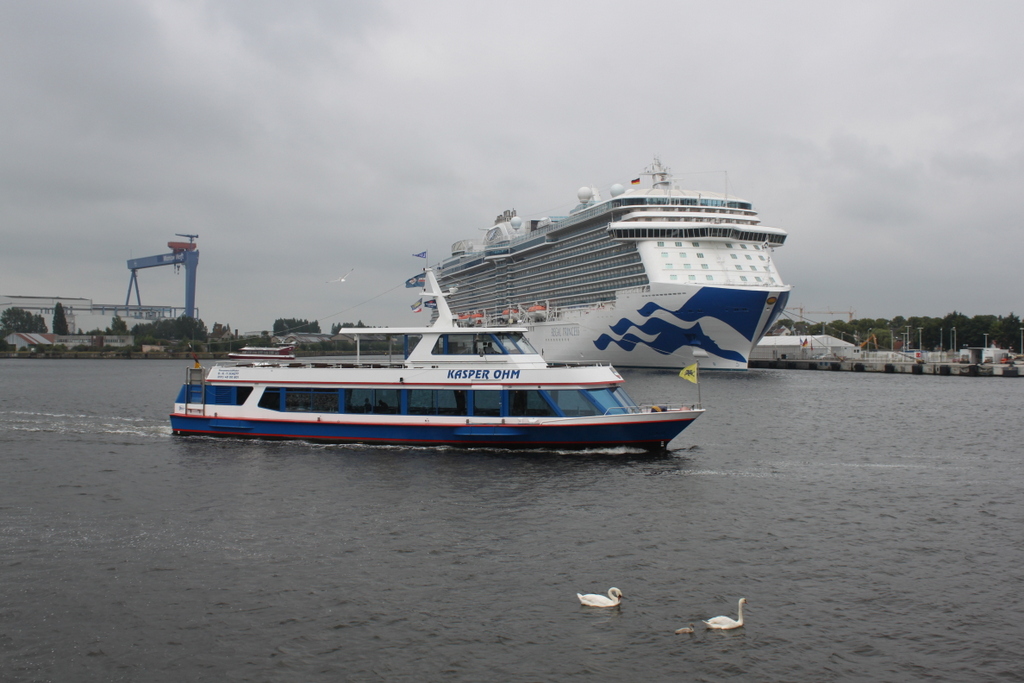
[776,311,1022,351]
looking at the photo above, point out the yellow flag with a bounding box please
[679,363,698,383]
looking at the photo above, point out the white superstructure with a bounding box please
[436,159,793,370]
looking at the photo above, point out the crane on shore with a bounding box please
[126,234,200,318]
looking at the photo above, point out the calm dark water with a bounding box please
[2,359,1023,682]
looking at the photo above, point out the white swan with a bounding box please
[674,623,695,634]
[702,598,747,630]
[577,587,623,607]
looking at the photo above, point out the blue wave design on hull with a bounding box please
[594,287,775,362]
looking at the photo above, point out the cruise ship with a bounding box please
[435,159,792,370]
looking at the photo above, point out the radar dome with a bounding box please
[609,183,625,197]
[510,216,523,230]
[577,187,594,203]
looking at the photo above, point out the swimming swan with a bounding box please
[674,623,696,634]
[702,598,747,630]
[577,587,623,607]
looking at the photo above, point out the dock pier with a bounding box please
[749,359,1020,377]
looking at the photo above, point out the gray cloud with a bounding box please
[2,1,1023,335]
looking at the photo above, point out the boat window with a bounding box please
[507,332,538,354]
[346,388,374,414]
[407,389,435,415]
[472,391,501,417]
[236,387,253,405]
[375,389,399,414]
[258,388,282,411]
[476,334,502,355]
[613,387,639,409]
[508,390,557,417]
[313,389,339,413]
[437,389,468,416]
[446,334,476,355]
[584,388,624,414]
[546,390,601,417]
[285,390,313,412]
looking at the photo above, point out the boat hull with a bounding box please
[169,410,701,451]
[527,285,790,370]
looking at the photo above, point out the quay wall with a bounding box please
[749,359,1021,377]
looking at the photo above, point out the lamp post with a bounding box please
[1019,327,1022,356]
[952,327,956,355]
[917,327,923,354]
[940,327,943,353]
[984,333,989,349]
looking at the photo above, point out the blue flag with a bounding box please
[405,273,425,288]
[413,251,427,258]
[424,299,437,309]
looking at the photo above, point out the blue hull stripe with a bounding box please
[169,414,698,449]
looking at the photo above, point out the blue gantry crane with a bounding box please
[126,234,200,318]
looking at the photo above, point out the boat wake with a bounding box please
[0,410,170,439]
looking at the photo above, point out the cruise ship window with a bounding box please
[666,263,673,268]
[674,242,682,247]
[746,254,753,260]
[670,274,678,280]
[759,255,766,261]
[678,252,686,258]
[657,241,665,247]
[696,253,704,258]
[684,264,692,269]
[750,266,757,271]
[701,264,709,269]
[661,252,669,258]
[741,244,748,249]
[725,243,733,248]
[692,242,700,247]
[755,277,763,282]
[735,265,743,271]
[689,274,697,281]
[740,276,748,282]
[706,275,714,280]
[731,254,738,259]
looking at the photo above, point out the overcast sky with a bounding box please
[2,1,1022,335]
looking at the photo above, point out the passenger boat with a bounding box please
[170,270,703,450]
[227,345,296,360]
[435,158,793,370]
